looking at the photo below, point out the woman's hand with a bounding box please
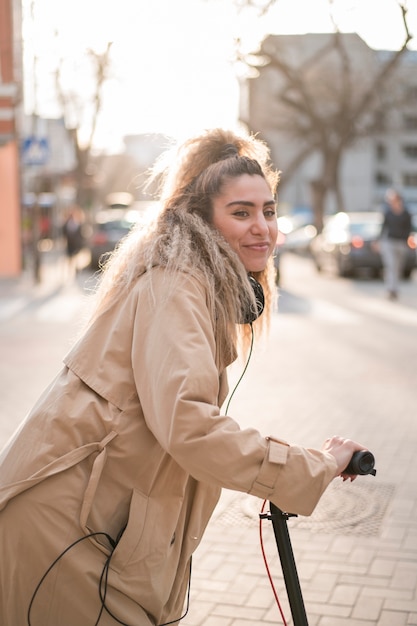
[322,436,368,482]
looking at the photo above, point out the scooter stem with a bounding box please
[267,504,309,626]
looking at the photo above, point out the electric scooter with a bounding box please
[262,450,377,626]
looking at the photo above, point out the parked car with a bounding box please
[310,211,416,278]
[277,211,318,257]
[411,213,417,249]
[273,215,317,284]
[273,229,286,285]
[88,201,160,269]
[282,223,318,255]
[88,208,139,269]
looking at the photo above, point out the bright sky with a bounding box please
[23,0,417,152]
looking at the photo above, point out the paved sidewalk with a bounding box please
[184,259,417,625]
[1,253,416,626]
[0,246,93,319]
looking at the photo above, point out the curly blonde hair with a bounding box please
[89,128,280,367]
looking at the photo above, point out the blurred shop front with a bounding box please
[0,0,22,277]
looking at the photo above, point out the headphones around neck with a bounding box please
[240,275,265,325]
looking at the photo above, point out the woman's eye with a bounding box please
[265,209,277,218]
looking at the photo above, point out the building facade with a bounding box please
[241,33,417,216]
[0,0,23,276]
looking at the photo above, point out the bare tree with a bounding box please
[233,0,276,14]
[204,0,277,15]
[54,42,113,209]
[238,2,413,230]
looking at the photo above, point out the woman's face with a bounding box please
[211,174,278,272]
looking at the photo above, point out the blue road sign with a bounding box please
[21,136,49,166]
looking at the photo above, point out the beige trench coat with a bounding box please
[0,268,337,626]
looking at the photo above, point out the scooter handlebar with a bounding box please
[344,450,376,476]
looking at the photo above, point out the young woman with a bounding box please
[0,128,367,626]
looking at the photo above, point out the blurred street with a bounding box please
[1,250,417,625]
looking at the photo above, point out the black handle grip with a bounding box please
[344,450,376,476]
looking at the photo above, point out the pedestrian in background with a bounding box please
[62,205,86,282]
[0,128,368,626]
[379,188,412,300]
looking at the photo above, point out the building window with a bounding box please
[403,145,417,159]
[375,143,386,160]
[403,115,417,131]
[405,85,417,102]
[375,172,391,185]
[403,173,417,187]
[373,111,385,132]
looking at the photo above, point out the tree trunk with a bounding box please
[309,179,326,233]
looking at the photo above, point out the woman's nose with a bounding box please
[251,214,269,234]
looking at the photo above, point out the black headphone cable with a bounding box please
[225,322,255,416]
[27,531,191,626]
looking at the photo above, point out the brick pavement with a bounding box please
[183,256,417,626]
[1,252,417,625]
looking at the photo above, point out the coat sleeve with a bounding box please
[131,269,337,516]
